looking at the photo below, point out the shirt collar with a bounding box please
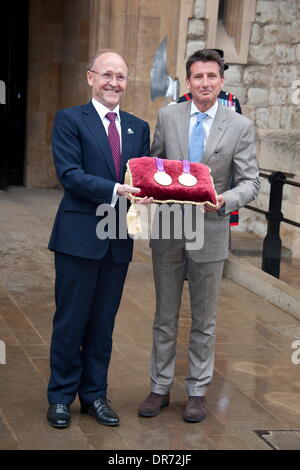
[92,98,120,121]
[190,100,219,119]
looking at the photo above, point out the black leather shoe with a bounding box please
[47,403,71,428]
[81,397,119,426]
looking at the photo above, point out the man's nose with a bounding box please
[202,75,209,86]
[109,75,119,86]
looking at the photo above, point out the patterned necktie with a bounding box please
[106,112,121,180]
[189,112,207,162]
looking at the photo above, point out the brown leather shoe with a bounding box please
[183,396,207,422]
[138,392,170,417]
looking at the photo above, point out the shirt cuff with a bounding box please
[111,183,119,207]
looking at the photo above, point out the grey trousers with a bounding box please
[150,240,225,397]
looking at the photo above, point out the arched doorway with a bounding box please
[0,2,28,188]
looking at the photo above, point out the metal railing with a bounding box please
[245,171,300,279]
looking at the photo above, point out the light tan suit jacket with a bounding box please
[150,100,260,262]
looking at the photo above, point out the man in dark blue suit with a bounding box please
[47,50,151,428]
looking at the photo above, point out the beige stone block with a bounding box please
[280,107,293,130]
[296,44,300,63]
[194,0,206,19]
[257,129,299,174]
[278,26,293,44]
[188,18,205,39]
[250,23,262,45]
[276,45,296,65]
[272,65,297,87]
[262,24,279,45]
[248,45,274,65]
[291,20,300,44]
[247,88,269,106]
[186,40,206,58]
[269,106,281,129]
[243,66,270,86]
[291,109,300,132]
[269,88,287,106]
[255,1,279,23]
[279,0,297,23]
[256,108,269,128]
[224,66,242,86]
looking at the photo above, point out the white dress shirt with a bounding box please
[189,100,219,148]
[91,98,121,206]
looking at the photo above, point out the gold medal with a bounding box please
[153,158,173,186]
[178,173,197,187]
[178,160,197,187]
[154,171,172,186]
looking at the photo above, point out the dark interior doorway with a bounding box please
[0,1,28,189]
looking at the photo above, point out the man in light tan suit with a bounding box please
[138,49,260,422]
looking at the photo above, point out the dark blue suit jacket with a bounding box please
[48,101,150,262]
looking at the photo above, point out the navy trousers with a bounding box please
[47,248,129,406]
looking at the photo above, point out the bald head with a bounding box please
[87,50,129,73]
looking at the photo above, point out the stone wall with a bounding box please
[186,0,300,258]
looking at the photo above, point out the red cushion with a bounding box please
[125,157,217,206]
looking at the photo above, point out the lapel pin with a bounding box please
[127,128,134,135]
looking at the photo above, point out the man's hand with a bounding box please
[204,194,225,212]
[117,184,140,198]
[117,184,153,204]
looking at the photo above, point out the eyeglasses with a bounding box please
[89,70,129,83]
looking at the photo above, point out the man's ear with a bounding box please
[87,71,93,86]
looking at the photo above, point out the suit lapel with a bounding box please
[120,111,134,177]
[202,104,227,165]
[177,101,191,160]
[82,101,117,180]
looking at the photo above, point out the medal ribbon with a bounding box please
[182,160,191,174]
[155,157,165,172]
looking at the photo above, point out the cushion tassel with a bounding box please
[127,201,142,235]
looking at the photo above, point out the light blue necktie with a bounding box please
[189,112,207,162]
